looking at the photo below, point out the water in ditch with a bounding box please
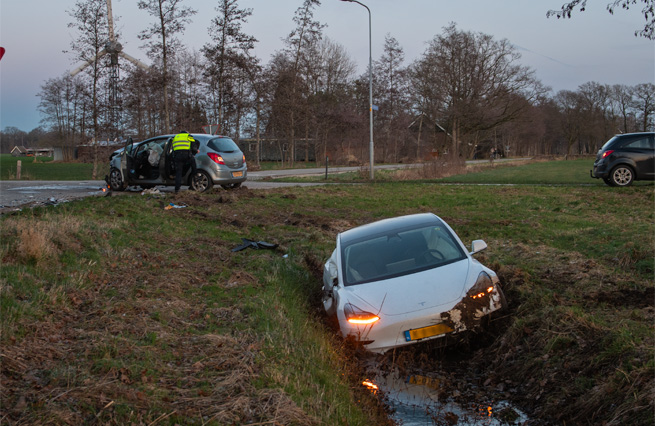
[368,368,530,425]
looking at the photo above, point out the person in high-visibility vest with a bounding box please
[172,131,198,193]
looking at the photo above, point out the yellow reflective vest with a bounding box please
[172,133,194,151]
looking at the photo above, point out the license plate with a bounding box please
[408,375,441,389]
[232,171,243,178]
[404,323,453,342]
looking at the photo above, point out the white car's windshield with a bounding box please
[342,222,466,285]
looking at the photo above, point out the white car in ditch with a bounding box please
[322,213,506,353]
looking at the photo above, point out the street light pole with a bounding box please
[340,0,374,180]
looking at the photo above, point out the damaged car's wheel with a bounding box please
[190,170,213,192]
[109,168,127,191]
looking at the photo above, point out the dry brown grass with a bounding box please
[1,213,122,265]
[390,155,467,180]
[2,215,84,263]
[1,227,322,425]
[5,170,34,180]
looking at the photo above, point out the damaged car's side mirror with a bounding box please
[323,251,339,292]
[324,263,338,290]
[470,239,487,255]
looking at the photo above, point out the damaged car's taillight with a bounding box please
[208,152,225,164]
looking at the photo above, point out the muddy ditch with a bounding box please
[303,252,538,426]
[303,237,654,426]
[320,312,538,425]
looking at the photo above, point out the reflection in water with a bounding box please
[370,370,528,425]
[362,380,379,393]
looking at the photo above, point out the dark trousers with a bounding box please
[174,150,197,191]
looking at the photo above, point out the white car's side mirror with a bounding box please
[470,239,487,255]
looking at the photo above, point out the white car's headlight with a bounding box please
[344,303,380,325]
[468,271,495,300]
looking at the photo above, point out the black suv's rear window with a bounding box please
[207,137,239,153]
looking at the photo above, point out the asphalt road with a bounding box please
[0,163,418,209]
[0,178,317,210]
[0,169,342,210]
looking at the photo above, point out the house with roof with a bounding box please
[11,146,28,157]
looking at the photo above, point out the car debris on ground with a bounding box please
[165,203,187,210]
[232,238,279,252]
[141,188,163,196]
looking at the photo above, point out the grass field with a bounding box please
[441,157,654,185]
[280,157,655,187]
[1,159,653,425]
[0,155,308,181]
[0,155,111,181]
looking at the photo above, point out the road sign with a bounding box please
[202,124,219,135]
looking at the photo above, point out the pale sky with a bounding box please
[1,0,653,131]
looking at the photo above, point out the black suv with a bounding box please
[591,132,655,186]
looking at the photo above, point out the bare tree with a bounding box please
[547,0,654,39]
[38,74,90,159]
[412,23,545,157]
[577,82,615,153]
[138,0,196,134]
[373,34,410,162]
[122,67,153,139]
[308,37,356,165]
[611,84,637,133]
[67,0,110,175]
[203,0,257,135]
[408,56,449,159]
[172,50,206,132]
[283,0,324,166]
[0,127,28,153]
[266,53,297,162]
[236,53,266,166]
[554,90,583,157]
[632,83,655,131]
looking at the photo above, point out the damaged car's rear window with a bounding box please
[208,137,239,153]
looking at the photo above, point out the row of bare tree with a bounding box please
[6,0,654,166]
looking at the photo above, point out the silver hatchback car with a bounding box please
[107,133,247,192]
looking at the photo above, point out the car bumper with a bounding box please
[339,288,504,353]
[591,162,609,179]
[209,167,248,184]
[200,159,248,184]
